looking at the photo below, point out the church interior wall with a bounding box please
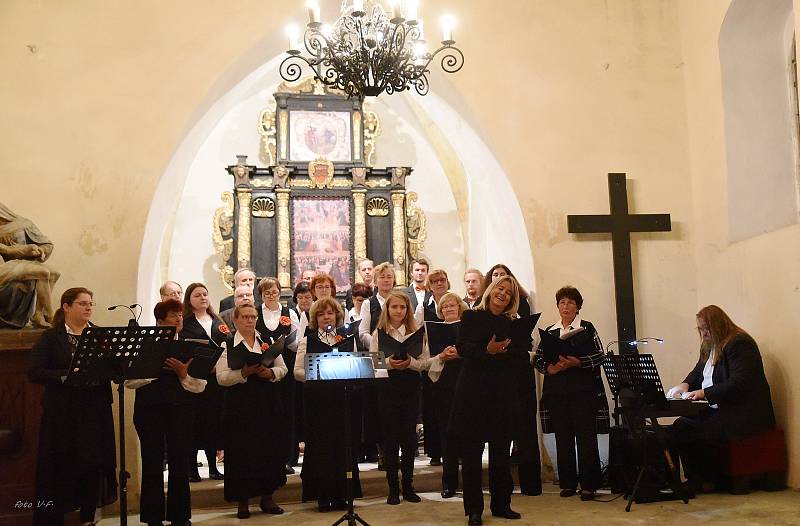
[3,0,800,496]
[677,0,800,487]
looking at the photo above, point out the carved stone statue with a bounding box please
[0,202,60,329]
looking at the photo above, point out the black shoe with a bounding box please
[491,508,521,519]
[332,499,347,511]
[209,470,224,480]
[259,503,284,515]
[441,488,456,499]
[559,488,576,497]
[188,473,201,483]
[317,500,332,512]
[285,464,296,475]
[579,490,595,501]
[429,457,442,466]
[520,486,542,496]
[403,487,421,503]
[236,505,251,519]
[147,522,164,526]
[387,490,400,505]
[170,521,191,526]
[467,513,483,526]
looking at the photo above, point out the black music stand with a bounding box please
[603,353,689,512]
[66,325,177,526]
[304,352,386,526]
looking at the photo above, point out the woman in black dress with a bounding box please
[180,282,227,481]
[127,299,206,526]
[450,276,529,526]
[534,286,607,501]
[256,277,300,474]
[294,297,363,512]
[426,292,467,498]
[29,287,117,526]
[217,303,288,519]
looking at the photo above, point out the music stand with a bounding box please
[66,325,176,526]
[304,351,387,526]
[602,353,689,512]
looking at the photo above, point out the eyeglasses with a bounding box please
[430,278,448,285]
[73,301,96,307]
[262,289,280,297]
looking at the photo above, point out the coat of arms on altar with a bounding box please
[309,158,335,188]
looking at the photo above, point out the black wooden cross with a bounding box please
[567,173,671,354]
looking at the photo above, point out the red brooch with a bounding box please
[279,316,292,326]
[261,342,270,351]
[335,334,344,343]
[219,324,230,335]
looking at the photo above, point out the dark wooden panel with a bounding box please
[366,191,392,265]
[0,330,45,525]
[251,192,277,279]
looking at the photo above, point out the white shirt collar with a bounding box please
[233,330,263,351]
[65,323,81,336]
[387,324,408,338]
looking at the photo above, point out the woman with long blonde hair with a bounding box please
[668,305,775,493]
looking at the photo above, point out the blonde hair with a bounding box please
[425,268,451,292]
[436,292,468,320]
[376,290,418,333]
[476,275,520,317]
[696,305,750,365]
[309,297,344,329]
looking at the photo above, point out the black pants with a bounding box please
[670,412,725,485]
[134,402,194,523]
[381,373,420,487]
[461,439,513,515]
[421,373,442,459]
[550,394,601,491]
[32,468,103,525]
[435,386,460,491]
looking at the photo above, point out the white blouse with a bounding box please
[216,331,288,386]
[369,324,429,372]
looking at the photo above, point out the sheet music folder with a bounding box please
[226,335,285,370]
[492,313,541,343]
[538,326,593,364]
[378,328,424,360]
[126,335,222,380]
[425,321,459,356]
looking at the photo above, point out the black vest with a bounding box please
[257,305,292,343]
[423,298,444,322]
[369,295,383,333]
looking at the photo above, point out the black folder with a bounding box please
[425,321,460,356]
[307,334,356,354]
[166,338,223,379]
[538,326,594,364]
[226,335,286,370]
[492,313,542,343]
[379,328,425,361]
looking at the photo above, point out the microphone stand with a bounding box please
[106,303,143,525]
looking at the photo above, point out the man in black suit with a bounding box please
[159,280,182,302]
[218,268,258,312]
[403,258,431,311]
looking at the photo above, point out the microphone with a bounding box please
[108,304,140,326]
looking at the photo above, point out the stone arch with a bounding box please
[136,50,536,316]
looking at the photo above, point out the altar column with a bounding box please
[390,190,407,286]
[352,189,367,283]
[236,189,252,269]
[276,188,292,289]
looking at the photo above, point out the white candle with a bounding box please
[306,0,320,23]
[407,0,419,21]
[286,24,301,50]
[440,14,455,42]
[389,0,401,19]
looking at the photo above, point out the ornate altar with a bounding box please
[212,78,427,299]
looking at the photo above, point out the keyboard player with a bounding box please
[666,305,776,494]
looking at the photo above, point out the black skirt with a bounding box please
[222,375,287,501]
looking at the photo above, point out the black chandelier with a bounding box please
[280,0,464,99]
